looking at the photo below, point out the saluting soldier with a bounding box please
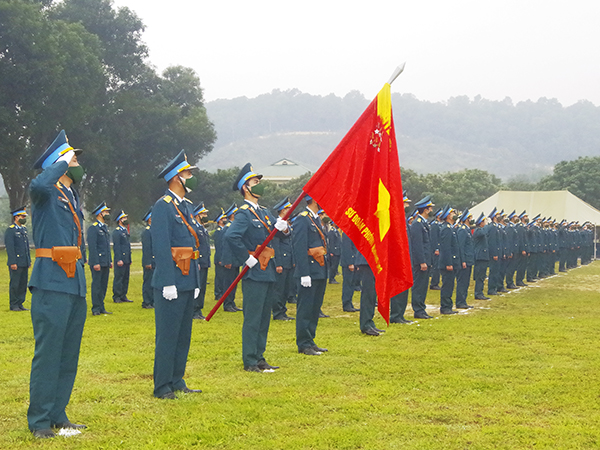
[455,209,474,309]
[87,202,113,315]
[112,210,132,303]
[151,150,202,399]
[5,206,31,311]
[141,208,154,309]
[472,213,490,300]
[192,203,211,319]
[409,195,434,319]
[293,195,329,355]
[326,222,341,284]
[223,163,289,372]
[28,130,87,438]
[271,197,295,321]
[438,206,460,314]
[389,190,413,323]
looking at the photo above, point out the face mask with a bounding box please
[122,219,129,226]
[248,182,265,197]
[18,217,27,225]
[180,175,198,192]
[102,213,110,221]
[66,165,84,184]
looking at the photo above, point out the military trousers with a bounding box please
[241,278,276,367]
[430,261,440,288]
[473,260,488,297]
[488,259,500,294]
[328,255,340,282]
[9,266,28,308]
[341,265,357,310]
[214,263,224,299]
[455,265,472,307]
[558,250,568,271]
[194,266,208,314]
[296,277,326,351]
[390,290,409,322]
[153,288,194,397]
[357,265,377,331]
[505,255,518,286]
[142,267,154,307]
[221,266,239,310]
[440,268,456,312]
[90,266,110,313]
[527,253,538,280]
[411,265,429,316]
[272,267,293,319]
[28,288,86,431]
[112,263,130,301]
[516,253,528,284]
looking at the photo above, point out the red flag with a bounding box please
[303,83,412,324]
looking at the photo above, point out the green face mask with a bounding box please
[249,183,265,197]
[66,165,84,184]
[18,217,27,225]
[181,175,198,192]
[102,213,110,221]
[122,219,129,226]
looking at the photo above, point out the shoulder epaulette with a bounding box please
[163,195,172,203]
[93,221,99,226]
[300,211,309,216]
[225,222,231,227]
[240,204,250,210]
[9,224,15,228]
[146,226,150,230]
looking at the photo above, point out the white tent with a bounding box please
[469,190,600,225]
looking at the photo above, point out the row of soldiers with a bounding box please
[403,194,596,318]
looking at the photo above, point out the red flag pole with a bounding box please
[205,190,306,321]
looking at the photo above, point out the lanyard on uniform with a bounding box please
[54,184,82,248]
[172,201,200,249]
[248,207,271,233]
[308,215,327,250]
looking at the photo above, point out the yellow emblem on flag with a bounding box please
[375,179,391,241]
[376,83,392,135]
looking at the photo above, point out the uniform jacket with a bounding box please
[87,221,112,267]
[272,216,294,270]
[340,232,357,267]
[456,223,474,266]
[213,225,224,265]
[486,222,501,258]
[112,225,131,264]
[5,224,31,267]
[409,214,431,267]
[141,225,155,268]
[151,190,201,291]
[516,222,529,253]
[193,220,211,269]
[28,161,86,297]
[326,227,341,257]
[439,221,460,269]
[292,208,328,280]
[222,201,277,282]
[473,226,490,261]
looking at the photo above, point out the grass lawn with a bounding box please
[1,249,599,449]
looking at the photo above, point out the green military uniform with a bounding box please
[87,204,112,315]
[112,211,132,303]
[28,130,87,435]
[5,207,31,311]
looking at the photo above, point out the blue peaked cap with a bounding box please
[234,163,262,191]
[193,202,208,216]
[273,197,292,212]
[158,150,197,181]
[142,207,152,222]
[414,195,434,210]
[33,130,82,170]
[92,202,110,217]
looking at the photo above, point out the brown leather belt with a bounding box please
[35,248,54,258]
[35,246,82,278]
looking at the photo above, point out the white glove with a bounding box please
[301,276,312,288]
[194,288,200,299]
[56,149,75,165]
[163,285,178,300]
[275,217,289,232]
[245,255,258,268]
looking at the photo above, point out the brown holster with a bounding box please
[249,245,275,270]
[171,247,199,276]
[308,246,326,267]
[36,246,82,278]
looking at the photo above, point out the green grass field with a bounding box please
[1,250,599,449]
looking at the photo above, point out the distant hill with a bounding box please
[204,90,600,180]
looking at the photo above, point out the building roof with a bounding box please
[470,190,600,224]
[258,158,313,181]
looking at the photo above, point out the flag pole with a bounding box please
[205,190,307,321]
[387,62,406,85]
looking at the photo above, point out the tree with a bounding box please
[537,156,600,209]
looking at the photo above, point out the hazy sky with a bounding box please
[112,0,600,106]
